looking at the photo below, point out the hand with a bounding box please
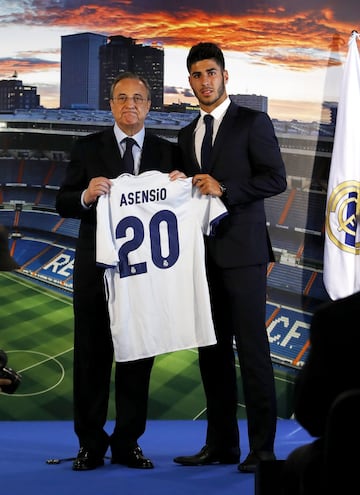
[193,174,223,197]
[169,170,187,181]
[83,176,113,206]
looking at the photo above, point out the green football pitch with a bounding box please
[0,272,296,421]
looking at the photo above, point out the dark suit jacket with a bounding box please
[56,127,181,296]
[178,102,287,268]
[293,291,360,438]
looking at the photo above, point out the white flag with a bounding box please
[323,31,360,300]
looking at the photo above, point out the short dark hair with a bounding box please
[110,71,151,100]
[186,42,225,72]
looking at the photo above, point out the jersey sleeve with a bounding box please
[192,187,228,236]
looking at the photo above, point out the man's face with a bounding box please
[188,58,228,112]
[110,78,151,135]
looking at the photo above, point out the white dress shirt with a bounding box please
[194,96,231,168]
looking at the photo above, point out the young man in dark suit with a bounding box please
[56,72,182,471]
[173,42,287,473]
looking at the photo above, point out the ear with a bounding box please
[224,70,229,84]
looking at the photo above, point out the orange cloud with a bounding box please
[0,58,59,79]
[14,5,352,72]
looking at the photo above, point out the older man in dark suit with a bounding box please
[173,42,287,473]
[56,72,182,471]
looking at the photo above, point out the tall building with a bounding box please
[132,43,164,111]
[0,78,40,111]
[230,94,268,113]
[99,35,164,111]
[60,32,107,110]
[323,101,338,125]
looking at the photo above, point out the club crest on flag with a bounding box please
[325,180,360,255]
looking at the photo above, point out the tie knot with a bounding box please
[204,114,213,127]
[123,137,136,149]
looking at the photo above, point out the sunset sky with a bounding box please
[0,1,359,121]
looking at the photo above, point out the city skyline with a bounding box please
[0,1,359,121]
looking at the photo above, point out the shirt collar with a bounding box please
[113,123,145,149]
[197,96,231,129]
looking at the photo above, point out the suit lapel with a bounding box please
[139,133,157,172]
[210,102,237,168]
[98,129,123,177]
[183,116,200,170]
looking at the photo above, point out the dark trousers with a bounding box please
[200,259,277,453]
[72,280,154,456]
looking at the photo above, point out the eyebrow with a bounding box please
[115,92,145,97]
[191,67,218,76]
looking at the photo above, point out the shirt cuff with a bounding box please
[81,189,92,209]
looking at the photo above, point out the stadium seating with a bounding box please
[1,152,333,369]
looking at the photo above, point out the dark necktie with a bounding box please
[201,114,214,173]
[122,137,136,174]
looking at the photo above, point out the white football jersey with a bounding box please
[96,171,228,362]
